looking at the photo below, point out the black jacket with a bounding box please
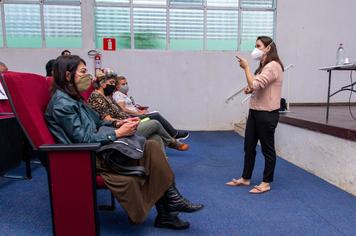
[45,89,116,144]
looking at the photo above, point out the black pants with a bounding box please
[242,109,279,183]
[142,112,178,137]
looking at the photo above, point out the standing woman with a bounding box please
[226,36,284,194]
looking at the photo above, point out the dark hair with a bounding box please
[45,59,56,77]
[61,50,71,56]
[254,36,284,75]
[94,69,118,89]
[52,55,86,100]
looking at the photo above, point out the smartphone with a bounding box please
[140,117,150,123]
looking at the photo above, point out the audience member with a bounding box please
[0,62,9,98]
[0,62,8,73]
[88,69,190,156]
[45,59,56,77]
[45,55,203,229]
[113,76,189,140]
[60,50,71,56]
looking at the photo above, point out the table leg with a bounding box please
[326,70,332,123]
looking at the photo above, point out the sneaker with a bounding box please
[175,143,189,151]
[175,131,189,141]
[168,140,189,151]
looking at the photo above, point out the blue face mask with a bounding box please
[120,84,129,94]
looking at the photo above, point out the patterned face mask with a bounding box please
[75,74,93,92]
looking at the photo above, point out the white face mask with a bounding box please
[251,48,264,60]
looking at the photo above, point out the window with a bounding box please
[134,8,166,49]
[96,0,129,3]
[241,0,274,8]
[4,4,42,48]
[44,5,82,48]
[95,0,276,51]
[170,0,203,6]
[95,7,131,49]
[170,9,204,51]
[0,10,3,47]
[240,11,274,51]
[0,0,276,50]
[133,0,166,5]
[0,0,82,48]
[207,10,238,51]
[207,0,238,7]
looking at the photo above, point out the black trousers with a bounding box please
[142,112,178,137]
[242,109,279,183]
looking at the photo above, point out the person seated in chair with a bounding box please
[60,49,71,56]
[87,70,189,156]
[45,55,203,229]
[45,59,56,77]
[0,62,9,100]
[113,75,189,140]
[0,62,8,74]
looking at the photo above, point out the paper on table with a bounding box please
[0,82,8,100]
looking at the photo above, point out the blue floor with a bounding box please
[1,131,355,235]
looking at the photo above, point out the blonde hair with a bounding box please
[115,76,127,85]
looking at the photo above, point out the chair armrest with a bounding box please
[0,114,15,119]
[39,143,101,152]
[0,112,14,116]
[39,142,101,235]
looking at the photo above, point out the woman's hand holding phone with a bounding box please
[115,120,139,138]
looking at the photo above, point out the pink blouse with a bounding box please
[250,61,284,111]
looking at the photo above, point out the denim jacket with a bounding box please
[45,89,116,145]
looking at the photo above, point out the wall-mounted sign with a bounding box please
[103,38,116,51]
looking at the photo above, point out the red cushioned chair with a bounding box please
[1,80,33,179]
[0,100,12,114]
[1,71,114,236]
[0,81,12,114]
[81,81,95,102]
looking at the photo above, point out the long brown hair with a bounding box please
[254,36,284,75]
[52,55,86,100]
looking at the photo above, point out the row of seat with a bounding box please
[1,71,112,236]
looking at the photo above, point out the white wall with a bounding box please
[0,48,250,130]
[1,0,356,130]
[276,0,356,103]
[275,123,356,196]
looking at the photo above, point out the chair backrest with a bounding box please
[81,82,95,102]
[1,71,55,149]
[0,99,12,113]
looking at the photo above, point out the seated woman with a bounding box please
[87,70,189,156]
[112,76,189,140]
[45,55,203,229]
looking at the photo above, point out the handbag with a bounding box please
[96,132,147,177]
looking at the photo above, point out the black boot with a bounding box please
[154,197,190,230]
[165,184,204,213]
